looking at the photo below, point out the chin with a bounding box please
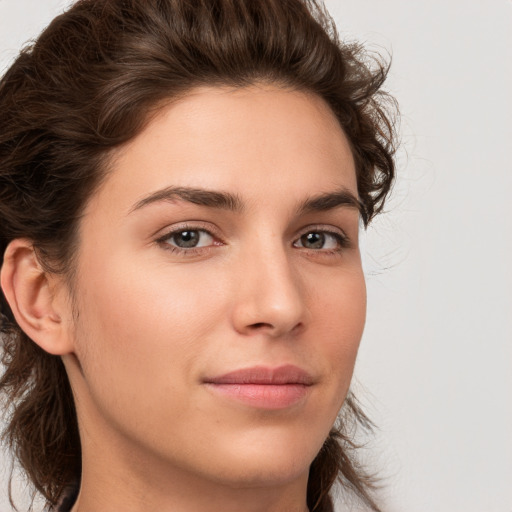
[214,458,311,489]
[201,428,325,488]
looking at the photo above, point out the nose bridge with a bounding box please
[231,233,307,337]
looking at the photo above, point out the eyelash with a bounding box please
[155,223,220,257]
[293,228,351,256]
[155,223,351,257]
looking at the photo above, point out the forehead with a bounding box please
[88,85,357,217]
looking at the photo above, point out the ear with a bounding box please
[0,239,74,355]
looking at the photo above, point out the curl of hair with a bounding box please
[0,0,397,510]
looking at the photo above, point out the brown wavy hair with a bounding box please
[0,0,397,510]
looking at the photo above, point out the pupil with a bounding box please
[302,232,324,249]
[174,230,199,248]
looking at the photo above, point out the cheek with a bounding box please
[79,250,222,341]
[71,253,226,410]
[69,256,234,462]
[307,266,366,392]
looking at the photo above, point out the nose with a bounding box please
[230,243,308,338]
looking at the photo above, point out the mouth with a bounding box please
[202,365,314,410]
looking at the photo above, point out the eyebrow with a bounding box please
[129,185,365,220]
[296,188,364,217]
[130,186,244,214]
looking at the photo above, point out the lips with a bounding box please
[203,365,314,409]
[204,365,314,385]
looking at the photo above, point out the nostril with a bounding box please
[247,321,304,336]
[250,322,271,329]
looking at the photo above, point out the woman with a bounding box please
[0,1,396,511]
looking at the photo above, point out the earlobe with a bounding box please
[0,239,74,355]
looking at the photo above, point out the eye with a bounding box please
[161,229,215,249]
[293,230,347,251]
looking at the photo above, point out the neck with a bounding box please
[70,466,311,512]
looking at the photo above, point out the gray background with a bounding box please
[1,0,511,510]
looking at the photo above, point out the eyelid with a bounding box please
[155,222,223,251]
[155,221,221,240]
[295,224,350,242]
[153,222,351,257]
[292,225,352,255]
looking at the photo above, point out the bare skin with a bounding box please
[1,85,366,512]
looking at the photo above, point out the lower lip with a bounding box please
[204,383,310,410]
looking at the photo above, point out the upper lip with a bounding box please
[203,365,314,385]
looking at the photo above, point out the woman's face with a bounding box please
[63,85,366,492]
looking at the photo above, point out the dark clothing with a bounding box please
[52,483,79,512]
